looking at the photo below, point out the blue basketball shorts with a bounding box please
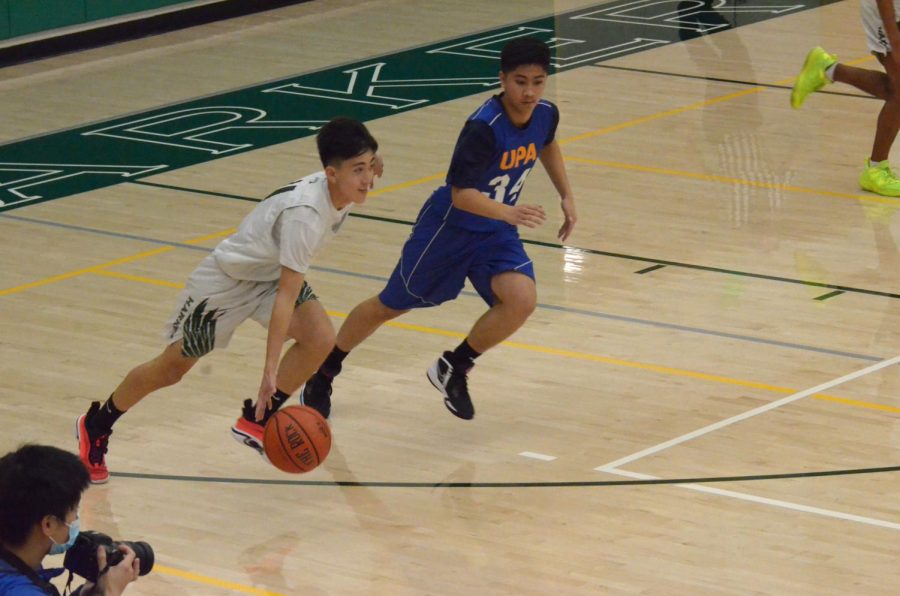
[379,215,535,310]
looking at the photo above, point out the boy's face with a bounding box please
[325,150,378,207]
[499,64,548,118]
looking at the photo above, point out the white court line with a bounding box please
[519,451,557,461]
[596,354,900,472]
[605,468,900,531]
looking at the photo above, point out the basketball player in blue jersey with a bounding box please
[299,37,577,420]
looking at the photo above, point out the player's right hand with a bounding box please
[506,204,546,228]
[256,372,277,421]
[96,543,139,595]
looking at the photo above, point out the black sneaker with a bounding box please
[300,372,332,419]
[427,354,474,420]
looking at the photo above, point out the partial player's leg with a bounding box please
[80,255,253,481]
[300,296,407,418]
[859,52,900,194]
[832,63,889,99]
[427,271,537,420]
[792,48,900,196]
[280,299,336,395]
[467,271,537,351]
[232,294,336,452]
[77,341,199,483]
[302,212,459,418]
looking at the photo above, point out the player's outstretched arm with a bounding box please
[539,140,577,241]
[256,266,305,420]
[451,186,546,228]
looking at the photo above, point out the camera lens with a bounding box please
[119,540,154,576]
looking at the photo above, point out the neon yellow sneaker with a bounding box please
[859,159,900,197]
[790,47,837,109]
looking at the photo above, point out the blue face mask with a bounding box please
[48,517,80,555]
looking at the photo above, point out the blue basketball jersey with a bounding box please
[423,94,559,232]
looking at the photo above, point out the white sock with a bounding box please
[824,63,837,82]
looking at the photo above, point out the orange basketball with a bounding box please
[263,405,331,473]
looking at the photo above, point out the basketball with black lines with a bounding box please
[263,406,331,473]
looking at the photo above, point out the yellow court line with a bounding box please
[560,54,877,148]
[0,227,234,297]
[183,228,236,244]
[324,312,900,415]
[0,246,175,297]
[813,394,900,413]
[561,87,767,146]
[369,172,445,197]
[566,156,900,207]
[154,563,286,596]
[92,269,185,288]
[70,272,900,414]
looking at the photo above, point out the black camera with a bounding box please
[63,530,154,583]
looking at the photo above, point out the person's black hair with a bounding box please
[316,117,378,168]
[0,445,89,547]
[500,37,551,73]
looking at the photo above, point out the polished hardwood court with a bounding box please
[1,0,897,594]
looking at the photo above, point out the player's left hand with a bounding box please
[557,195,577,242]
[256,372,277,421]
[370,154,384,189]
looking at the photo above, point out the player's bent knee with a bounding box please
[309,327,336,357]
[513,296,537,320]
[158,364,190,387]
[154,345,196,386]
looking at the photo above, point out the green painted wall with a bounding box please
[9,0,84,37]
[0,1,9,40]
[85,0,189,22]
[6,0,192,39]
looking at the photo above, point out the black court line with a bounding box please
[129,180,900,301]
[590,63,875,102]
[636,264,666,274]
[0,212,211,251]
[110,464,900,487]
[133,180,257,203]
[815,290,846,301]
[3,210,881,361]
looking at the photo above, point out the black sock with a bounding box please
[89,395,124,433]
[319,346,349,378]
[445,339,481,371]
[253,388,291,423]
[270,389,291,411]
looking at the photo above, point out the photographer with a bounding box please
[0,445,138,595]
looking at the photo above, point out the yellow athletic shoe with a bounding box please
[790,47,837,109]
[859,159,900,197]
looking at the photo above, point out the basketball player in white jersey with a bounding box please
[75,118,382,483]
[792,0,900,197]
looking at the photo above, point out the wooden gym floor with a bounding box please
[0,0,897,594]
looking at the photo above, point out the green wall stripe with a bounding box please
[0,0,840,211]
